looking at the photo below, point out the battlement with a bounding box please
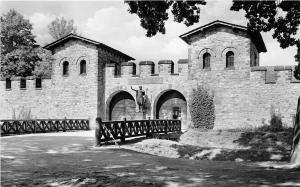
[105,59,189,78]
[250,65,300,84]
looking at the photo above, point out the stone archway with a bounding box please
[154,90,187,121]
[107,91,136,121]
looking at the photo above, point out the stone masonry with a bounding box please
[1,21,299,130]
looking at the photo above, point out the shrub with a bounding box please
[189,85,215,129]
[11,106,32,120]
[269,105,283,132]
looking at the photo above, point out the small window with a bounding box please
[226,51,234,68]
[80,60,86,74]
[63,61,69,76]
[36,78,42,88]
[151,64,155,74]
[20,78,26,89]
[203,52,211,69]
[114,62,121,76]
[132,63,136,75]
[6,78,11,89]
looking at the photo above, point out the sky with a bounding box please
[0,1,299,66]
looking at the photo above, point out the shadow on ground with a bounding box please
[175,128,294,162]
[1,131,300,187]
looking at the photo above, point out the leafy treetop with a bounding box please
[230,0,300,79]
[125,0,206,37]
[48,17,77,40]
[1,9,53,78]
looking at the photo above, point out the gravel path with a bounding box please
[1,131,299,187]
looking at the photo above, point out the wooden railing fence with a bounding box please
[95,118,181,144]
[291,96,300,156]
[1,119,89,135]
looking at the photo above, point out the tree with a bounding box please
[125,1,206,37]
[0,9,36,55]
[230,0,300,80]
[48,17,77,40]
[1,9,53,78]
[125,1,300,79]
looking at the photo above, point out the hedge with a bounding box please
[189,85,215,129]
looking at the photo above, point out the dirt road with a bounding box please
[1,131,299,186]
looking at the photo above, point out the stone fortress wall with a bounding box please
[0,40,100,125]
[1,21,300,130]
[103,57,300,129]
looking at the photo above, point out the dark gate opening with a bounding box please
[109,91,136,121]
[156,90,187,120]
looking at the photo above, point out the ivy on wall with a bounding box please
[189,85,215,129]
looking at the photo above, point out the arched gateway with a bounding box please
[154,90,187,121]
[107,91,136,121]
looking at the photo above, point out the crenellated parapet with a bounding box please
[139,61,156,77]
[158,60,175,75]
[104,59,189,78]
[250,65,300,84]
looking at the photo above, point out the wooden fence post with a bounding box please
[146,117,151,138]
[164,120,168,134]
[63,117,67,132]
[15,121,19,134]
[95,117,102,146]
[87,118,90,130]
[121,118,126,142]
[33,118,37,133]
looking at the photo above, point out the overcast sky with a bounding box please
[1,1,298,66]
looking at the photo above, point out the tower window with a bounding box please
[203,52,211,69]
[6,78,11,89]
[226,51,234,68]
[80,60,86,74]
[63,61,69,76]
[36,78,42,88]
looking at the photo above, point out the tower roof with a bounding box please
[179,20,267,53]
[44,33,135,61]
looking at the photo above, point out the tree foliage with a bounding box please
[48,17,77,40]
[231,0,300,79]
[0,9,53,78]
[125,1,206,37]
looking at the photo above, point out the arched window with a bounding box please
[226,51,234,68]
[203,52,211,69]
[63,61,69,76]
[132,63,136,75]
[80,60,86,74]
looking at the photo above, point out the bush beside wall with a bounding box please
[189,85,215,129]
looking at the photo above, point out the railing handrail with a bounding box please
[101,119,180,123]
[0,118,89,122]
[96,118,181,145]
[1,118,90,135]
